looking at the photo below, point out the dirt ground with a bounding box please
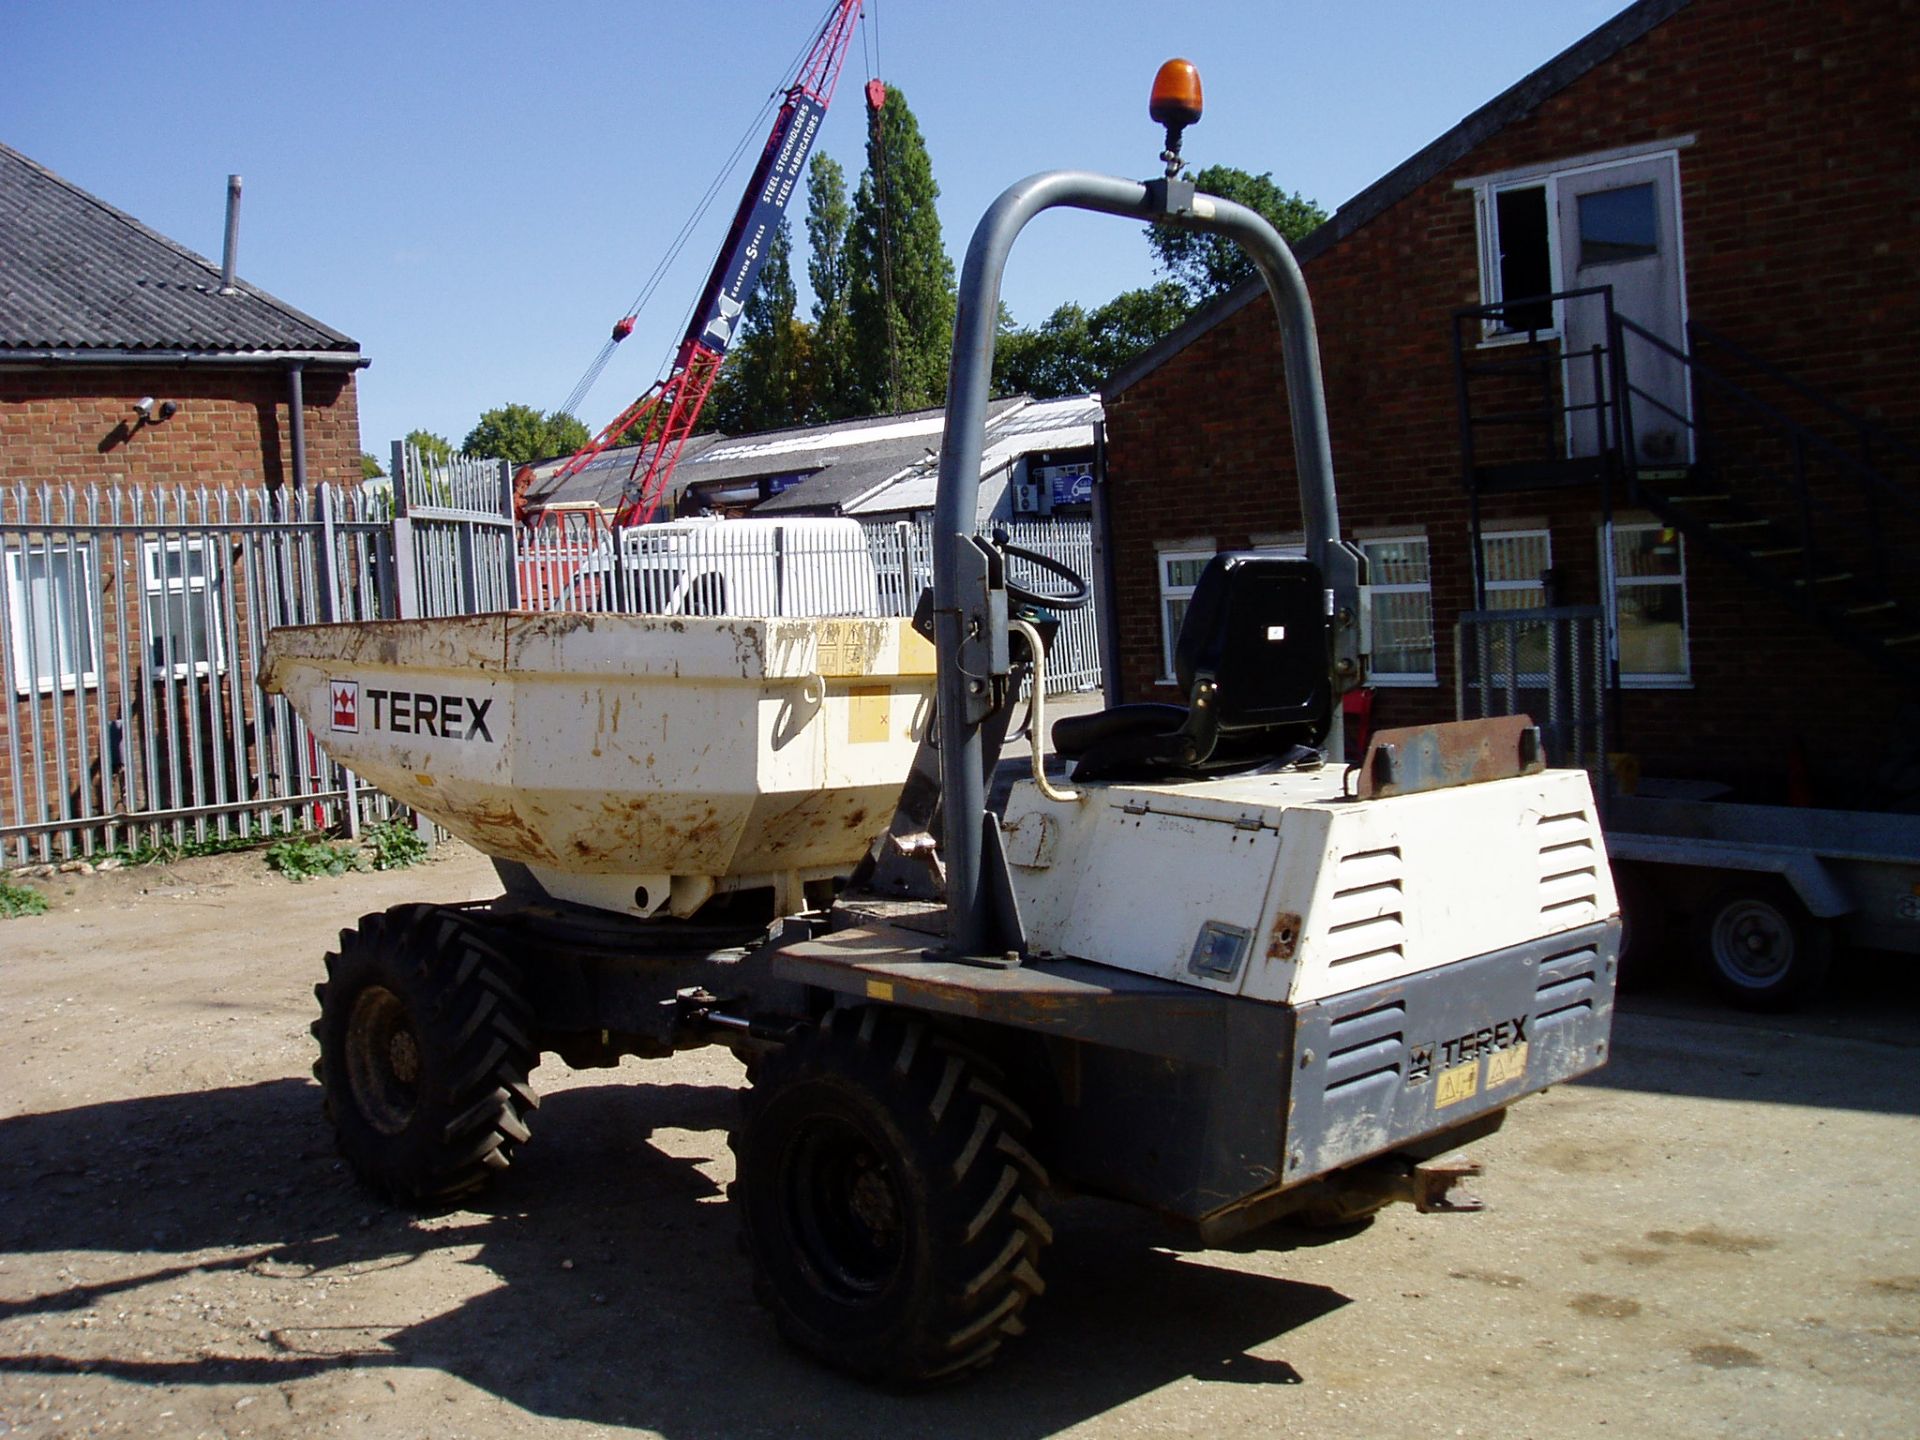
[3,841,1919,1440]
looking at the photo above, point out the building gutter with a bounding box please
[0,348,368,369]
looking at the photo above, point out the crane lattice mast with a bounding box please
[517,0,868,526]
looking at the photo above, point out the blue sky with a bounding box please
[6,1,1624,459]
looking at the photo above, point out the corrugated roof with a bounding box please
[529,394,1101,519]
[843,394,1103,515]
[1102,0,1689,399]
[0,142,360,357]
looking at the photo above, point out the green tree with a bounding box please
[993,283,1190,398]
[1147,165,1327,306]
[359,451,385,480]
[461,405,590,465]
[706,220,816,434]
[403,429,453,465]
[847,85,956,414]
[805,153,855,420]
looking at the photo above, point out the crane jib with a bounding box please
[685,94,828,358]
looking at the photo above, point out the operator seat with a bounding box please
[1053,552,1332,781]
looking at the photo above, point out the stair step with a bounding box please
[1750,546,1805,560]
[1885,633,1920,648]
[1846,601,1898,617]
[1791,572,1854,587]
[1665,492,1732,505]
[1710,519,1772,531]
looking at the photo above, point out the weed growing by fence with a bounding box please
[366,820,430,871]
[265,835,370,882]
[0,879,49,918]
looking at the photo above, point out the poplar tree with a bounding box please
[707,220,814,434]
[846,85,956,414]
[805,153,855,420]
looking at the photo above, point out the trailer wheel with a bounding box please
[1697,879,1834,1012]
[730,1008,1050,1385]
[312,904,539,1204]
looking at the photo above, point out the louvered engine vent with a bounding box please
[1324,845,1406,969]
[1536,809,1599,924]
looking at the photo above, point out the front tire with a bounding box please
[312,905,539,1204]
[731,1008,1050,1384]
[1697,879,1834,1012]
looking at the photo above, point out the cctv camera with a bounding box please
[133,397,155,419]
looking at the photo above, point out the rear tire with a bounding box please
[1696,878,1834,1012]
[731,1008,1050,1385]
[312,905,539,1204]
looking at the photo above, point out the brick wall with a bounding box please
[0,363,362,493]
[1104,0,1918,799]
[1,362,362,857]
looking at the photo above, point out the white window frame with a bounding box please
[1475,527,1555,687]
[141,537,227,680]
[5,542,103,695]
[1471,179,1564,345]
[1359,534,1437,687]
[1478,527,1554,609]
[1155,546,1214,683]
[1601,520,1691,688]
[1459,138,1695,348]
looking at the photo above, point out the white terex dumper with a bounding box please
[263,69,1619,1385]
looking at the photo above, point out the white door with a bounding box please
[1556,156,1689,464]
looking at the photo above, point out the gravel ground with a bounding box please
[2,840,1918,1439]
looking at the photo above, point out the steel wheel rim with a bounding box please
[1710,899,1795,987]
[782,1114,905,1301]
[345,986,421,1135]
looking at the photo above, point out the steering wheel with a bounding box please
[1000,541,1091,612]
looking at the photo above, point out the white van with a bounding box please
[571,516,883,618]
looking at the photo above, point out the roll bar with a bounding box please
[931,170,1365,957]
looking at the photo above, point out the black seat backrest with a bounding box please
[1176,553,1331,742]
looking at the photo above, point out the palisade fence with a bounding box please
[4,463,1103,865]
[516,515,1105,693]
[1,482,404,865]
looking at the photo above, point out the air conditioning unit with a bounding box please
[1012,480,1046,514]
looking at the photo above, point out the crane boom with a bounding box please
[518,0,867,527]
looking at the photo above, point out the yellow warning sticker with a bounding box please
[865,979,895,1001]
[1435,1060,1481,1109]
[1486,1042,1530,1090]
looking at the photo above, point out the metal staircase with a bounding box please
[1617,316,1920,682]
[1452,293,1920,684]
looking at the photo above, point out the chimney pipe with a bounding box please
[219,174,242,294]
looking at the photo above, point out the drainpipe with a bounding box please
[288,363,308,496]
[219,175,242,294]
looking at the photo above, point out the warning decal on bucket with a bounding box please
[330,680,360,733]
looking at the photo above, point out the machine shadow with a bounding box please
[0,1076,1349,1434]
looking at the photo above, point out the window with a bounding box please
[1604,522,1689,684]
[1578,183,1658,266]
[1360,536,1435,685]
[142,538,227,678]
[1478,529,1554,683]
[1480,529,1553,609]
[1490,185,1554,333]
[1157,549,1212,680]
[6,543,102,694]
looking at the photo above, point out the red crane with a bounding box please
[517,0,868,528]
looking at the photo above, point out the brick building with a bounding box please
[1,142,366,495]
[2,143,367,857]
[1100,0,1918,802]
